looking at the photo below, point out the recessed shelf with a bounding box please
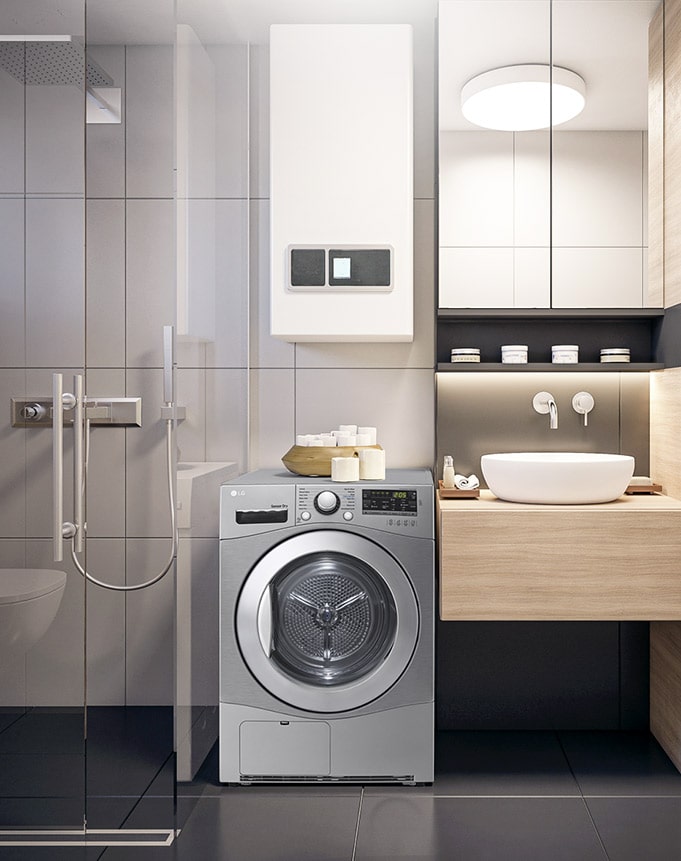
[437,308,665,319]
[437,362,664,372]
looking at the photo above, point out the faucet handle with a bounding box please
[572,391,594,426]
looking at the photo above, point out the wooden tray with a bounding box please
[625,483,662,494]
[282,444,382,476]
[438,480,480,499]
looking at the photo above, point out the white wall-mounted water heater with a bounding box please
[270,24,414,342]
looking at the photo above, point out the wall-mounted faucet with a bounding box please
[572,391,595,426]
[532,391,558,430]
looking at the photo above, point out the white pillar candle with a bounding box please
[320,434,336,446]
[357,426,377,445]
[358,448,386,480]
[355,433,371,446]
[335,433,357,446]
[331,456,360,482]
[296,435,308,446]
[307,437,325,446]
[338,424,358,434]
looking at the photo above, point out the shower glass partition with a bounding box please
[0,0,179,846]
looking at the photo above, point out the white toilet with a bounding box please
[0,569,67,657]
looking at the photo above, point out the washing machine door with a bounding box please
[235,531,419,713]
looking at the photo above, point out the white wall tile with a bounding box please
[84,369,126,538]
[249,46,270,201]
[552,248,644,308]
[125,46,174,199]
[86,199,126,368]
[0,66,25,194]
[0,371,27,538]
[125,538,175,705]
[514,248,550,308]
[439,247,514,308]
[208,44,249,199]
[249,199,294,369]
[552,131,643,247]
[0,200,25,366]
[85,46,126,199]
[413,21,436,200]
[514,131,551,247]
[176,367,206,463]
[126,199,175,368]
[25,540,84,706]
[295,368,434,468]
[200,200,248,368]
[296,200,435,368]
[84,540,126,705]
[26,199,85,368]
[439,132,513,247]
[205,369,248,472]
[249,369,294,471]
[26,84,84,195]
[125,369,173,538]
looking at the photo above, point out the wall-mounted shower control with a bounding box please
[11,397,142,428]
[572,391,595,427]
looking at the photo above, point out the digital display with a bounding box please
[333,257,351,279]
[362,488,417,514]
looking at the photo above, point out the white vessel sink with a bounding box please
[480,452,635,504]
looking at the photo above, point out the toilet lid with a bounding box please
[0,569,67,604]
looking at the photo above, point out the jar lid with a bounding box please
[552,345,578,350]
[450,348,480,354]
[600,348,630,354]
[501,345,528,351]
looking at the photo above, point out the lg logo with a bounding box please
[230,489,246,497]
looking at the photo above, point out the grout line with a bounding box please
[556,731,583,797]
[350,787,364,861]
[580,796,612,860]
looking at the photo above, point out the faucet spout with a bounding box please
[532,391,559,430]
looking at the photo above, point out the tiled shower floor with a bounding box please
[3,725,681,859]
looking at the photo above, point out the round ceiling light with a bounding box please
[461,64,586,131]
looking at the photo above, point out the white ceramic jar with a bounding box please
[450,348,480,363]
[600,348,630,363]
[501,345,528,364]
[551,344,579,364]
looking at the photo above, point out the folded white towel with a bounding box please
[454,473,479,490]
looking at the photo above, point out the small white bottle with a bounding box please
[442,455,456,489]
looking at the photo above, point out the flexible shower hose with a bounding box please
[69,418,177,592]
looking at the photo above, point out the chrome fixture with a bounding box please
[51,326,179,591]
[532,391,558,430]
[12,396,141,428]
[572,391,595,427]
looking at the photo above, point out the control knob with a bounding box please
[314,490,340,514]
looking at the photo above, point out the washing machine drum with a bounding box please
[235,531,419,713]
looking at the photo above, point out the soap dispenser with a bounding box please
[442,455,456,489]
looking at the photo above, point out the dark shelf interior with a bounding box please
[436,310,663,366]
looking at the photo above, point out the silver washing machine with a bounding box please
[219,468,434,785]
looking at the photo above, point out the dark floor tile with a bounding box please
[0,711,84,755]
[587,797,681,861]
[559,731,681,796]
[102,793,360,860]
[0,847,103,861]
[0,711,25,736]
[0,755,85,798]
[355,796,607,860]
[0,797,86,829]
[366,731,579,797]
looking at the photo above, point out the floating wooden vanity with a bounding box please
[437,489,681,771]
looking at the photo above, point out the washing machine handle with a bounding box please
[256,586,273,657]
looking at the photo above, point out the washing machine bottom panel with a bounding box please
[219,701,434,785]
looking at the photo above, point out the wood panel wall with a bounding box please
[665,0,681,307]
[649,2,664,307]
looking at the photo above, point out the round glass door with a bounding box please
[270,551,397,686]
[236,531,419,713]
